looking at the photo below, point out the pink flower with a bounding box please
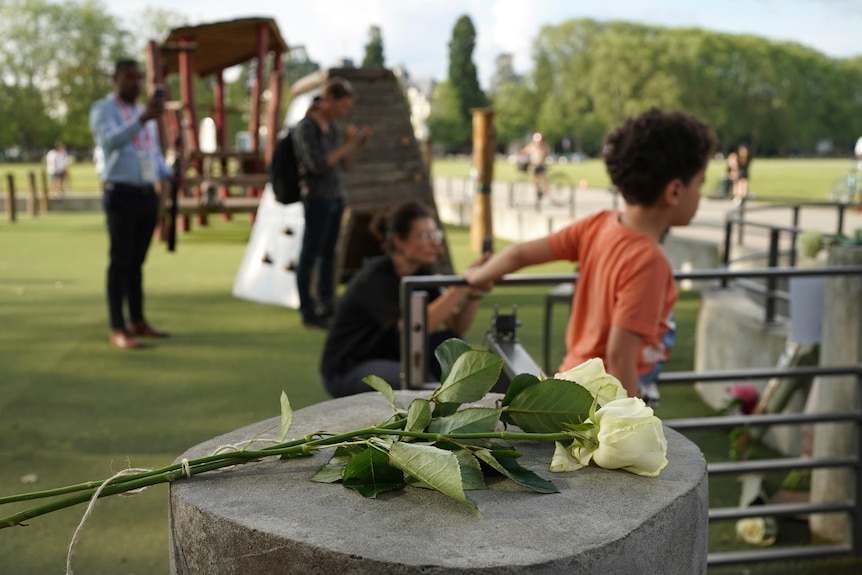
[728,385,759,415]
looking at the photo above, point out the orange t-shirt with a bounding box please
[547,210,677,376]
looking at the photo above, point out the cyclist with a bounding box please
[519,132,551,208]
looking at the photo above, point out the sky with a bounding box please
[114,0,862,88]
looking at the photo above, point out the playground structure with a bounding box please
[144,17,452,300]
[144,17,288,233]
[231,66,454,309]
[284,66,453,280]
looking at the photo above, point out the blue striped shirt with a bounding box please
[89,93,171,186]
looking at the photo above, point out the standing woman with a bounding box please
[320,201,487,398]
[292,78,372,328]
[733,144,752,205]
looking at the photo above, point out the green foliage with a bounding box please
[527,18,862,156]
[362,25,385,68]
[445,15,486,147]
[428,80,471,151]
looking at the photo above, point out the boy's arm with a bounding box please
[463,237,557,291]
[605,325,643,397]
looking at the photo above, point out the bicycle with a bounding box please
[511,160,578,213]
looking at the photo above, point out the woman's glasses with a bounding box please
[415,229,444,243]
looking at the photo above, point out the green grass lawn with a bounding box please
[1,156,857,202]
[0,213,859,573]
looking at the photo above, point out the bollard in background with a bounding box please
[40,170,49,213]
[5,173,16,223]
[27,171,38,217]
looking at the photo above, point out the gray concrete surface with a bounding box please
[169,391,708,575]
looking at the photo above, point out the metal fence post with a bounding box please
[722,220,733,287]
[765,228,780,323]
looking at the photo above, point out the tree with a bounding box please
[427,81,469,152]
[447,15,486,144]
[492,79,534,149]
[362,25,385,68]
[488,53,518,96]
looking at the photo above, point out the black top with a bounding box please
[320,256,439,379]
[292,116,344,201]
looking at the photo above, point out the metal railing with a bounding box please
[399,266,862,567]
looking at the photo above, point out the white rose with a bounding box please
[554,358,627,406]
[736,517,777,546]
[591,397,668,477]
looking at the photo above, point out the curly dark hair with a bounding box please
[602,108,717,206]
[369,200,434,253]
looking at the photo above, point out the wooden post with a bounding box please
[40,170,49,213]
[27,172,38,216]
[470,109,494,253]
[5,174,16,222]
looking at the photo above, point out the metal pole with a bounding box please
[765,228,779,323]
[722,220,733,287]
[790,205,801,268]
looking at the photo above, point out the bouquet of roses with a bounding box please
[1,340,667,527]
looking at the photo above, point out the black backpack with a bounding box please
[270,129,302,204]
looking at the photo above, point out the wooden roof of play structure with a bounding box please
[285,67,454,278]
[147,17,287,231]
[160,17,288,77]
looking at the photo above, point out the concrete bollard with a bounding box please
[810,244,862,542]
[169,391,708,575]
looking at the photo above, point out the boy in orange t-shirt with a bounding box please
[464,108,716,404]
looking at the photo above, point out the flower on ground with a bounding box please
[735,517,777,546]
[727,384,759,415]
[551,397,668,477]
[554,358,627,407]
[796,229,824,259]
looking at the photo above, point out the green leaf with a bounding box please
[434,338,473,384]
[432,402,460,418]
[503,379,594,433]
[363,375,396,411]
[427,407,502,435]
[343,447,405,498]
[279,391,293,442]
[406,399,432,432]
[454,449,487,490]
[431,350,504,404]
[501,373,541,407]
[311,446,356,483]
[473,449,559,494]
[388,442,478,511]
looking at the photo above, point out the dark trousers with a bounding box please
[321,329,460,398]
[103,185,159,330]
[297,197,344,321]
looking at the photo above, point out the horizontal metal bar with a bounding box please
[708,455,858,476]
[709,501,854,521]
[658,365,862,384]
[708,544,852,566]
[401,266,862,292]
[666,411,861,431]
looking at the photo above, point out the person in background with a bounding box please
[519,132,551,208]
[292,78,372,329]
[89,59,172,349]
[319,200,488,398]
[46,141,70,196]
[733,143,752,206]
[464,108,717,407]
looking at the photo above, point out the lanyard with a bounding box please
[115,97,152,152]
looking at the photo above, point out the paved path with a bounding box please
[432,176,862,254]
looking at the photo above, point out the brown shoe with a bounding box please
[110,329,143,349]
[128,322,170,338]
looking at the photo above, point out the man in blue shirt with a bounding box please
[89,59,172,349]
